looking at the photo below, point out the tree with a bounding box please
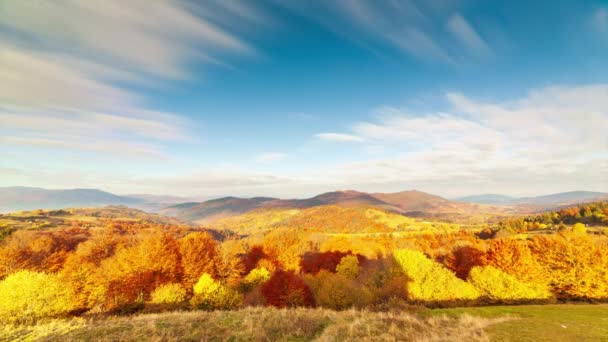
[190,273,242,310]
[261,269,314,308]
[305,271,371,309]
[179,232,219,289]
[468,266,551,303]
[393,249,479,303]
[0,270,75,323]
[101,231,182,310]
[151,283,187,305]
[336,255,360,279]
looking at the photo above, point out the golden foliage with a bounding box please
[393,249,480,302]
[150,283,187,305]
[0,270,75,323]
[191,273,242,310]
[468,266,551,302]
[305,271,372,309]
[336,255,360,279]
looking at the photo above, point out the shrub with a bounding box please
[336,255,360,279]
[191,273,242,310]
[0,270,75,323]
[393,249,480,303]
[306,271,371,310]
[261,270,314,308]
[468,266,551,303]
[242,267,271,291]
[150,283,187,305]
[572,223,587,235]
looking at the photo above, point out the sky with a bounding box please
[0,0,607,199]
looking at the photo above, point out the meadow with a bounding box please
[3,304,607,341]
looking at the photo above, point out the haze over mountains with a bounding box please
[0,187,192,213]
[456,191,608,207]
[2,187,607,223]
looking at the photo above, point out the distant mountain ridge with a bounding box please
[0,187,142,213]
[160,189,513,224]
[456,191,608,207]
[3,186,606,221]
[0,187,189,213]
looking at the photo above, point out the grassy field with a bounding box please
[432,304,608,341]
[3,304,606,342]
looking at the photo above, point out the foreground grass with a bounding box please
[430,304,608,341]
[2,307,504,342]
[2,304,607,342]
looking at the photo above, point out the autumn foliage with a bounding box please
[0,206,608,322]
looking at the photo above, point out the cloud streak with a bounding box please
[446,13,492,57]
[0,0,260,158]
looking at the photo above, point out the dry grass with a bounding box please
[1,307,508,342]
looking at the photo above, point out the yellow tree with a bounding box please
[179,232,220,289]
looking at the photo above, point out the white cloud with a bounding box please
[446,13,492,57]
[311,84,608,196]
[0,1,260,158]
[315,133,365,142]
[0,0,253,79]
[255,153,289,163]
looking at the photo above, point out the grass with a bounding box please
[429,304,608,341]
[2,304,607,341]
[1,307,505,342]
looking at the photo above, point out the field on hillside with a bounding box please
[3,304,607,341]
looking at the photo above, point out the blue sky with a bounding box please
[0,0,607,198]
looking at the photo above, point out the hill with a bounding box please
[0,187,201,214]
[457,191,608,208]
[161,190,401,224]
[162,189,514,224]
[0,187,143,213]
[161,197,280,223]
[211,205,458,235]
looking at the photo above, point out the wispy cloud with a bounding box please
[390,28,454,64]
[0,0,260,158]
[277,1,493,65]
[446,13,493,58]
[315,133,365,143]
[255,152,289,163]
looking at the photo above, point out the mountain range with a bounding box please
[1,187,607,223]
[0,187,192,213]
[455,191,608,207]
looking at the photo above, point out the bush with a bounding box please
[336,255,360,279]
[261,270,314,308]
[572,223,587,235]
[242,267,271,290]
[306,271,371,310]
[468,266,551,303]
[191,273,242,310]
[393,249,480,303]
[0,270,75,323]
[150,283,187,305]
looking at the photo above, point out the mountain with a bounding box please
[455,191,608,208]
[160,197,279,223]
[455,194,518,205]
[0,186,143,213]
[161,189,512,223]
[515,191,608,207]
